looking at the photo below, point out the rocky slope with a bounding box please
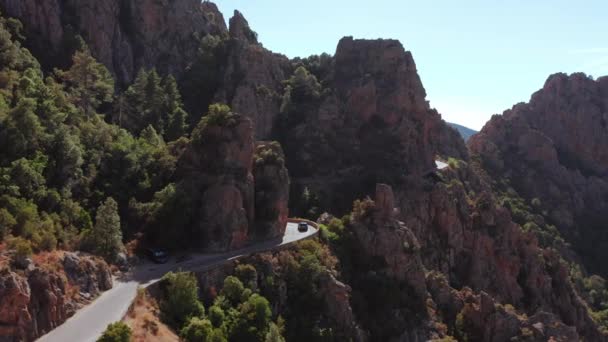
[0,0,227,85]
[469,73,608,275]
[0,252,111,341]
[2,1,607,340]
[340,170,605,341]
[166,108,290,251]
[213,11,290,139]
[279,37,467,213]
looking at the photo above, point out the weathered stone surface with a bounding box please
[394,162,607,341]
[214,11,289,139]
[469,72,608,275]
[0,0,227,85]
[179,113,255,251]
[0,253,112,341]
[62,252,112,296]
[0,269,31,340]
[252,142,289,239]
[281,37,467,213]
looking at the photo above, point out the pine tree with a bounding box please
[59,46,114,118]
[143,69,163,133]
[162,75,189,141]
[89,197,123,261]
[120,68,148,131]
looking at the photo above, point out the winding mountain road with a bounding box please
[37,222,317,342]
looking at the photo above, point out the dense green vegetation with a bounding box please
[156,239,346,341]
[0,14,180,260]
[158,271,284,342]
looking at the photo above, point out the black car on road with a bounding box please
[298,222,309,232]
[146,248,169,263]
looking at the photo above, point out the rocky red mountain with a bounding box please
[469,73,608,275]
[0,0,607,341]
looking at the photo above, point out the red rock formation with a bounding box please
[179,112,255,251]
[214,11,290,139]
[280,37,467,213]
[0,0,227,84]
[0,253,112,341]
[398,163,606,341]
[469,72,608,275]
[252,142,289,239]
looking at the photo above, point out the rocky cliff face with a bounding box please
[0,0,227,85]
[178,112,255,251]
[213,11,290,139]
[175,110,290,250]
[252,142,289,239]
[280,37,467,213]
[469,73,608,275]
[344,171,605,341]
[0,252,111,341]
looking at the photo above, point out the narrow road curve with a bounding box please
[37,222,318,342]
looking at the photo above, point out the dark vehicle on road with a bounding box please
[146,248,169,263]
[298,221,309,232]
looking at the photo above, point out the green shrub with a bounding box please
[97,322,131,342]
[160,271,205,328]
[235,264,258,290]
[221,276,248,305]
[0,208,16,239]
[352,197,375,221]
[38,230,57,251]
[9,237,32,260]
[180,317,226,342]
[208,305,225,328]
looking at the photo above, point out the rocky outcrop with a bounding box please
[351,184,426,300]
[427,273,580,342]
[469,72,608,275]
[395,162,606,341]
[0,252,111,341]
[179,112,255,251]
[342,166,606,341]
[0,0,227,85]
[62,252,112,298]
[280,37,467,213]
[213,11,289,139]
[252,142,289,239]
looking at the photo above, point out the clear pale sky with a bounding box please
[214,0,608,130]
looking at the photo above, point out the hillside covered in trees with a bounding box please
[0,1,607,341]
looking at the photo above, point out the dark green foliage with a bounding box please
[279,66,321,126]
[0,14,179,255]
[291,54,333,84]
[57,46,114,118]
[0,208,16,238]
[97,322,131,342]
[235,264,258,290]
[158,268,284,342]
[180,34,227,122]
[160,271,205,328]
[181,317,226,342]
[208,305,226,328]
[290,186,321,219]
[82,197,123,261]
[117,69,189,140]
[9,236,32,260]
[221,276,248,306]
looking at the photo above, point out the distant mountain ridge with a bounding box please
[448,122,478,141]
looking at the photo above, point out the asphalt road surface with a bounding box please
[37,222,317,342]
